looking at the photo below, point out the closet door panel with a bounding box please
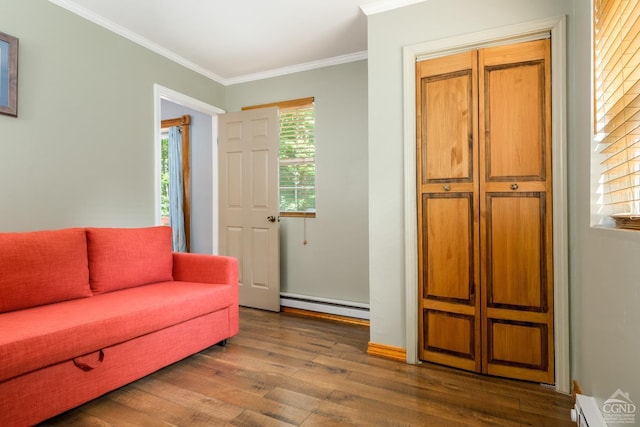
[421,72,474,182]
[423,309,477,371]
[486,319,550,376]
[417,50,481,373]
[483,62,546,180]
[486,194,546,310]
[423,194,474,302]
[480,39,554,384]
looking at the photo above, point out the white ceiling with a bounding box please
[49,0,426,86]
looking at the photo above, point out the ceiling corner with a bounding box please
[48,0,227,85]
[360,0,429,16]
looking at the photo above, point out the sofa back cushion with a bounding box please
[0,228,92,313]
[86,226,173,294]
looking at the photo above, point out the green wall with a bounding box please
[366,0,576,353]
[0,0,225,231]
[226,61,370,305]
[571,0,640,410]
[0,0,370,307]
[367,0,640,408]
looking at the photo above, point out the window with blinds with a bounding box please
[594,0,640,228]
[243,97,316,217]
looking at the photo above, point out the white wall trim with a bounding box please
[402,15,570,393]
[156,85,226,116]
[280,293,370,320]
[49,0,368,86]
[280,292,370,309]
[224,51,368,86]
[49,0,226,84]
[153,85,225,252]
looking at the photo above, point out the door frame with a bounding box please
[153,84,225,253]
[402,16,569,393]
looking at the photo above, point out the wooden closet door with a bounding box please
[416,51,481,372]
[479,39,554,383]
[416,38,554,384]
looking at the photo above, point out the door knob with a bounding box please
[267,216,277,223]
[511,183,519,190]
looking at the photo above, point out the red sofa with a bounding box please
[0,226,239,427]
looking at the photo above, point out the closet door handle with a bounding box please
[511,183,519,190]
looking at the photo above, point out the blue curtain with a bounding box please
[168,126,186,252]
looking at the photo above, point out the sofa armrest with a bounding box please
[172,252,238,286]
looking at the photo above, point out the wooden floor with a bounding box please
[41,307,574,426]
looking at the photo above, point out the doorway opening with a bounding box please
[153,84,225,254]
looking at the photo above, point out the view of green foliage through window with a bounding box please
[279,104,316,213]
[160,136,169,221]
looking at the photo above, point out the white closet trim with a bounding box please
[402,15,569,393]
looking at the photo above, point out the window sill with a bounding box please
[280,212,316,219]
[591,224,640,238]
[610,214,640,230]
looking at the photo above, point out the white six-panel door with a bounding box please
[218,107,280,311]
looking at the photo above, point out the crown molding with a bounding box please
[49,0,369,86]
[360,0,429,16]
[224,51,368,86]
[48,0,227,84]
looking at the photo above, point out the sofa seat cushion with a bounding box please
[0,228,91,313]
[0,281,234,383]
[86,226,174,294]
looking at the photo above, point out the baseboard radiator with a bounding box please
[279,293,370,320]
[572,395,608,427]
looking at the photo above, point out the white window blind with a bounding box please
[243,97,316,216]
[595,0,640,225]
[279,103,316,214]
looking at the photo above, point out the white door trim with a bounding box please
[402,16,570,393]
[153,84,225,252]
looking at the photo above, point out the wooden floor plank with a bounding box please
[40,307,574,427]
[230,410,297,427]
[131,377,245,422]
[208,389,311,426]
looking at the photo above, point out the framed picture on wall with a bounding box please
[0,31,18,117]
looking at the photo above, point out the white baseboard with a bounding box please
[279,293,370,320]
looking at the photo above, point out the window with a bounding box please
[243,97,316,217]
[160,130,170,223]
[160,115,191,250]
[594,0,640,228]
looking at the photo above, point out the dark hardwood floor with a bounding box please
[41,307,574,426]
